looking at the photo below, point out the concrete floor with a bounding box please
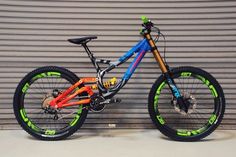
[1,129,236,157]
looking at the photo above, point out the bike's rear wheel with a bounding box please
[148,66,225,141]
[13,66,88,140]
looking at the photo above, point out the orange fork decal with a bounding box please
[145,34,168,73]
[49,77,96,109]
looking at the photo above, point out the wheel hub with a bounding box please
[42,89,61,109]
[172,91,197,115]
[42,93,54,109]
[42,90,59,120]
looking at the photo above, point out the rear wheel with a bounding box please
[13,66,88,140]
[148,66,225,141]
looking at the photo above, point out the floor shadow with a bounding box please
[24,129,236,142]
[68,129,142,140]
[159,130,236,142]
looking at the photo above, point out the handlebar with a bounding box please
[140,16,154,34]
[141,16,149,24]
[140,16,159,36]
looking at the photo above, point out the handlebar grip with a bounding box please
[141,16,149,24]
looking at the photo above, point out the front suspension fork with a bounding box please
[145,33,188,112]
[164,72,189,113]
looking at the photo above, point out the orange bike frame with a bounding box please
[49,77,96,109]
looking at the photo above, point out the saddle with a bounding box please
[68,36,97,45]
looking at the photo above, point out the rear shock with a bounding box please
[91,77,117,90]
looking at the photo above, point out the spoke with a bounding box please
[188,112,201,130]
[46,77,52,90]
[186,77,190,92]
[191,79,202,95]
[31,81,46,94]
[182,77,186,92]
[52,77,55,89]
[177,78,184,90]
[28,109,44,126]
[22,75,79,131]
[40,77,47,93]
[190,77,196,94]
[25,92,43,100]
[53,78,62,90]
[58,111,67,124]
[28,108,44,113]
[154,71,218,135]
[62,81,70,91]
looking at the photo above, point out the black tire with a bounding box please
[148,66,225,141]
[13,66,88,140]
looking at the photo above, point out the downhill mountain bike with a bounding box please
[13,16,225,141]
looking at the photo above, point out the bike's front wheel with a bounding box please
[13,66,88,140]
[148,66,225,141]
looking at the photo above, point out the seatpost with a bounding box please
[82,43,100,72]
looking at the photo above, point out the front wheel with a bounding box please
[13,66,88,140]
[148,66,225,141]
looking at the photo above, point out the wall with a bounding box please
[0,0,236,129]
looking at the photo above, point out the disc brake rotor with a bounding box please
[41,93,60,120]
[42,93,54,109]
[172,91,197,115]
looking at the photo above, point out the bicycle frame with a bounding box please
[97,38,152,97]
[50,33,182,109]
[14,16,224,141]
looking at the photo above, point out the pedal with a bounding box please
[99,98,121,105]
[110,98,121,104]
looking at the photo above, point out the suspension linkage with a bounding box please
[49,78,96,109]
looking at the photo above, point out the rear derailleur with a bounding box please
[41,89,62,120]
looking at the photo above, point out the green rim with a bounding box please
[154,81,166,125]
[20,71,83,135]
[154,72,219,136]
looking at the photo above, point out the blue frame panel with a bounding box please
[118,39,151,80]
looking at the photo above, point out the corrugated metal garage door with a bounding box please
[0,0,236,130]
